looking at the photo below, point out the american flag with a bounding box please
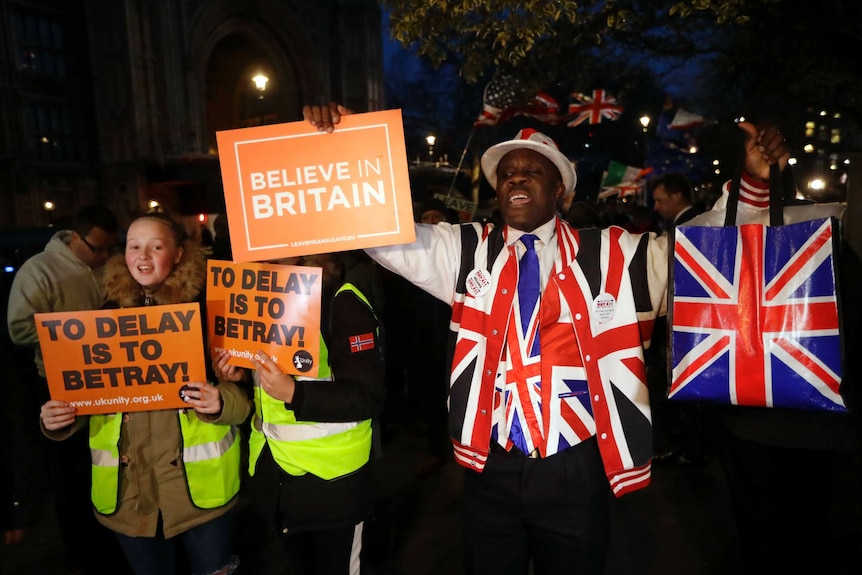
[349,332,375,353]
[669,218,845,411]
[474,73,563,127]
[567,90,623,126]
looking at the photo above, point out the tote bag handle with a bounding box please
[723,159,785,227]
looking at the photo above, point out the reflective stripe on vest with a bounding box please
[90,447,119,467]
[249,283,376,480]
[90,413,123,514]
[183,424,238,462]
[253,414,359,441]
[89,411,240,515]
[178,412,241,510]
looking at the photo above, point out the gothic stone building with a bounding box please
[0,0,384,230]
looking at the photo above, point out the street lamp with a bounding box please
[249,73,270,126]
[639,115,651,132]
[638,116,651,173]
[426,134,436,162]
[252,73,269,95]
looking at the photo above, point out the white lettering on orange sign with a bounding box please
[249,162,352,190]
[251,181,386,219]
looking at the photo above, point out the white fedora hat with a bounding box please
[480,128,577,194]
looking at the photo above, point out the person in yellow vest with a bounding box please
[40,212,252,575]
[213,250,386,575]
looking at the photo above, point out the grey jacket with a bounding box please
[7,231,103,376]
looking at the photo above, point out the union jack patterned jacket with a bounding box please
[367,217,668,496]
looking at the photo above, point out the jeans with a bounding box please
[115,509,237,575]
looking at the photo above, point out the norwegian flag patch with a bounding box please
[349,333,375,353]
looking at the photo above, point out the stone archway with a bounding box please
[186,1,320,154]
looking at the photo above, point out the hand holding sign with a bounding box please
[302,102,353,133]
[250,349,296,404]
[213,348,247,384]
[40,399,77,431]
[178,381,224,415]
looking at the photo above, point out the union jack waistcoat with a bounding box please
[448,218,668,496]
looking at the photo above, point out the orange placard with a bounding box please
[206,260,322,376]
[216,109,416,262]
[35,304,207,415]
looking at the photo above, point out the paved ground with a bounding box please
[3,427,862,574]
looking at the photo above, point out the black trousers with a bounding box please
[279,523,361,575]
[463,438,610,575]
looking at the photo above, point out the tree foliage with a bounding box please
[385,1,578,83]
[382,0,777,85]
[383,0,862,203]
[383,0,862,136]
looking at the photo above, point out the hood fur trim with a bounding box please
[102,240,207,307]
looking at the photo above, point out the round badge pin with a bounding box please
[292,350,314,372]
[465,268,492,297]
[591,292,616,323]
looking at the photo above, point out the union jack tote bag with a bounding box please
[668,166,846,412]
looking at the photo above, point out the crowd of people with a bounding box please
[1,101,860,575]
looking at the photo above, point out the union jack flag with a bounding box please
[545,366,594,453]
[493,335,594,456]
[494,287,543,454]
[669,218,845,411]
[349,332,375,353]
[567,89,623,127]
[491,271,597,457]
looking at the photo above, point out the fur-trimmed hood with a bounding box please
[101,240,207,307]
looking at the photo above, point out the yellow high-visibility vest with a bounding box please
[89,410,241,515]
[248,283,375,480]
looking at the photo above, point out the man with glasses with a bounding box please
[78,231,116,258]
[6,203,128,574]
[8,203,119,367]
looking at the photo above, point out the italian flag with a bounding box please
[599,161,653,199]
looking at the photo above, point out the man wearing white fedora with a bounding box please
[303,103,788,575]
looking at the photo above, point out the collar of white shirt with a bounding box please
[505,218,556,251]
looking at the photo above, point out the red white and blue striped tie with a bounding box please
[509,234,541,454]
